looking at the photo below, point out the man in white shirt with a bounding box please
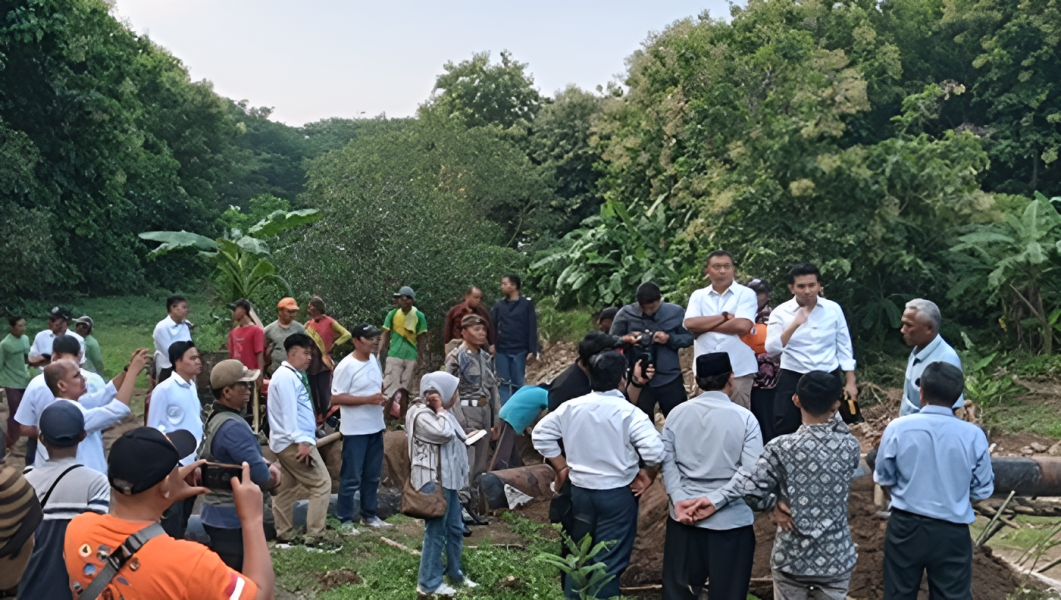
[147,340,203,539]
[331,324,392,534]
[152,294,192,382]
[683,250,758,409]
[765,263,857,436]
[533,351,666,600]
[28,306,85,367]
[16,336,126,467]
[268,333,330,544]
[661,352,763,600]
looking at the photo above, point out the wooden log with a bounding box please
[380,536,420,556]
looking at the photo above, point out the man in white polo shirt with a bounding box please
[684,250,758,409]
[28,307,84,367]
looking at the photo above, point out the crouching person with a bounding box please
[408,372,478,597]
[63,427,274,599]
[199,359,281,571]
[533,351,665,599]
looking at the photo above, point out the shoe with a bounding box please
[363,516,393,529]
[462,523,472,538]
[337,521,360,536]
[417,582,457,597]
[455,577,478,589]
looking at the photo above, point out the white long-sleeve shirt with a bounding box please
[532,389,665,490]
[147,373,203,466]
[765,297,856,374]
[267,362,317,453]
[152,316,192,372]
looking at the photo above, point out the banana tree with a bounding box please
[140,209,321,304]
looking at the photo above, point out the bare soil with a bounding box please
[318,568,362,590]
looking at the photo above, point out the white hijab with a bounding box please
[420,371,460,409]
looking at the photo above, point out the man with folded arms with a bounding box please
[63,427,273,599]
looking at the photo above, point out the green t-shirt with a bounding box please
[0,334,30,389]
[383,308,427,361]
[83,334,105,376]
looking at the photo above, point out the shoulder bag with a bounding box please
[400,411,448,520]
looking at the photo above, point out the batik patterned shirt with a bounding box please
[722,418,861,577]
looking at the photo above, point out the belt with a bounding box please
[462,396,488,407]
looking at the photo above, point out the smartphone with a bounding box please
[201,462,243,491]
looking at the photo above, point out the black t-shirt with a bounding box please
[547,363,592,412]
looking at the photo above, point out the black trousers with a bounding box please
[883,510,973,600]
[308,369,332,417]
[773,369,845,436]
[204,524,244,572]
[750,386,776,444]
[662,519,755,600]
[637,376,688,419]
[161,496,196,539]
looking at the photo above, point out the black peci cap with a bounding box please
[108,428,197,496]
[695,352,732,377]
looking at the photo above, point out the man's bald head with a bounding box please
[44,359,85,399]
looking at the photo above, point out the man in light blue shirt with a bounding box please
[268,333,330,544]
[899,299,964,416]
[874,361,993,600]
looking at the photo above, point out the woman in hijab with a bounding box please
[407,372,476,596]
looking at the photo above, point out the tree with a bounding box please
[426,50,543,130]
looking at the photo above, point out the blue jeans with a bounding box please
[418,485,465,591]
[336,430,384,522]
[495,352,526,405]
[566,485,639,599]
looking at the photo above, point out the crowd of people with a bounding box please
[0,257,996,600]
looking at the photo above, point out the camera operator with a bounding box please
[610,282,694,418]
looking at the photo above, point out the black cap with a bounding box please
[227,298,252,313]
[39,401,85,447]
[108,428,197,496]
[52,335,81,357]
[49,306,71,321]
[351,323,382,339]
[696,352,732,377]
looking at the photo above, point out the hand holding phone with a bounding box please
[200,462,245,491]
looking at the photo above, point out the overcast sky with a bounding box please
[111,0,731,126]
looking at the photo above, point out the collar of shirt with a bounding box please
[706,283,734,297]
[595,389,626,401]
[690,390,732,404]
[917,404,955,417]
[171,373,193,388]
[912,335,944,364]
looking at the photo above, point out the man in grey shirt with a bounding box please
[264,297,305,376]
[610,282,693,418]
[661,352,763,600]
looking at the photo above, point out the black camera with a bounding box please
[629,330,656,375]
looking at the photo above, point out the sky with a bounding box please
[111,0,731,126]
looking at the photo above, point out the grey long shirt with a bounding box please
[661,391,763,530]
[609,302,693,387]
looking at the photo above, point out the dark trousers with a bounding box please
[773,369,803,436]
[161,496,196,539]
[495,352,527,405]
[567,485,639,599]
[663,519,755,600]
[883,510,973,600]
[308,370,332,417]
[637,376,688,419]
[750,386,776,444]
[3,388,23,449]
[336,430,384,522]
[204,524,244,572]
[489,420,525,472]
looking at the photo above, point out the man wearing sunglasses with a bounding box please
[264,298,306,377]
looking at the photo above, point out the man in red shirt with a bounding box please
[443,287,494,354]
[228,299,264,373]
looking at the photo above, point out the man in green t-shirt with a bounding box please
[1,316,31,450]
[380,286,427,400]
[74,316,105,376]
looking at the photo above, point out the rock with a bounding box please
[1030,442,1048,453]
[1021,446,1035,456]
[1048,442,1061,457]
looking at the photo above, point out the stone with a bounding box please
[1030,442,1048,453]
[1021,446,1035,456]
[1048,442,1061,457]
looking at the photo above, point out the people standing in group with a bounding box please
[743,278,780,442]
[29,307,84,367]
[445,314,499,522]
[264,297,306,377]
[683,250,758,410]
[74,316,105,376]
[153,295,192,383]
[533,351,665,600]
[331,324,393,534]
[660,353,763,600]
[765,263,858,437]
[63,427,274,599]
[199,359,280,571]
[146,340,204,539]
[490,384,548,471]
[268,333,330,544]
[875,361,993,600]
[899,299,964,417]
[228,299,265,374]
[596,307,619,333]
[305,296,351,419]
[20,402,110,600]
[724,371,861,600]
[611,281,694,418]
[491,275,539,405]
[443,286,495,354]
[1,316,31,451]
[382,287,427,403]
[408,372,477,597]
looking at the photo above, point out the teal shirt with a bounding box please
[498,386,548,432]
[83,334,105,376]
[0,334,30,389]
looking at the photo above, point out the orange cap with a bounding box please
[277,297,299,311]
